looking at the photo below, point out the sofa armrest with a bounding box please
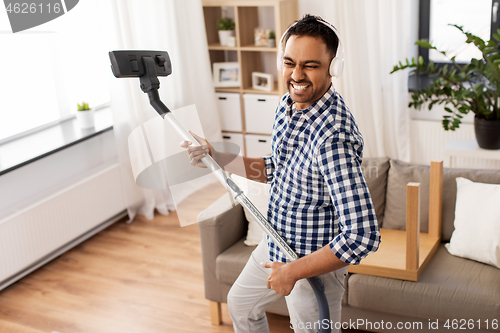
[197,193,247,301]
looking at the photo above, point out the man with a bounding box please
[181,14,380,333]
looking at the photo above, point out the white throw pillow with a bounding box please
[445,177,500,269]
[231,174,270,246]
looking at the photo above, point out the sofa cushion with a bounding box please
[216,239,255,285]
[440,167,500,241]
[347,245,500,324]
[383,160,500,241]
[446,177,500,268]
[231,174,269,246]
[361,156,390,227]
[384,159,430,232]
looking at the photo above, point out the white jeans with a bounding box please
[227,239,348,333]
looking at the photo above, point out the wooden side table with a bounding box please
[443,138,500,168]
[348,162,443,282]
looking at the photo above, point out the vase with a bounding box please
[218,30,234,46]
[76,109,95,129]
[474,116,500,150]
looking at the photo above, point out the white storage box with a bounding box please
[243,94,279,134]
[216,92,242,132]
[245,134,272,157]
[221,133,244,156]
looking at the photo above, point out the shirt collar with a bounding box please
[284,83,337,122]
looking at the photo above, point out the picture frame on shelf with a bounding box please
[254,28,270,47]
[252,72,274,92]
[213,62,241,88]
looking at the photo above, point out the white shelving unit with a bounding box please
[203,0,298,157]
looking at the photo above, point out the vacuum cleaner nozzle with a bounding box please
[109,50,173,117]
[109,50,172,79]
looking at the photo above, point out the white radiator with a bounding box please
[0,163,126,290]
[410,119,500,169]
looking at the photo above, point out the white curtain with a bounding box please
[104,0,222,221]
[298,0,412,160]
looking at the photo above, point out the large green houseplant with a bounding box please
[391,24,500,149]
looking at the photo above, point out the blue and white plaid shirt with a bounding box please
[262,84,380,264]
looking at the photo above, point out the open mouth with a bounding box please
[290,82,310,92]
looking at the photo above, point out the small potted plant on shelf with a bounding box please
[267,30,276,48]
[217,17,235,47]
[76,101,94,129]
[391,24,500,149]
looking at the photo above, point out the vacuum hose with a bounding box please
[307,276,330,333]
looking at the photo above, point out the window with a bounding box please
[0,0,113,142]
[419,0,499,64]
[411,0,498,92]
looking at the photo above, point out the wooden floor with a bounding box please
[0,182,294,333]
[0,183,366,333]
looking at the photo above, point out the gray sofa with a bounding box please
[197,157,500,332]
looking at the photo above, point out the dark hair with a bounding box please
[284,14,339,57]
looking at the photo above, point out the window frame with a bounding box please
[418,0,500,64]
[410,0,500,91]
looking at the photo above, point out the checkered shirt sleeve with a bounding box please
[263,156,275,183]
[317,134,380,264]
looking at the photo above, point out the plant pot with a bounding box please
[267,39,276,48]
[218,30,234,46]
[474,116,500,150]
[76,109,95,129]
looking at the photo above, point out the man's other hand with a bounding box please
[261,261,298,296]
[179,131,211,168]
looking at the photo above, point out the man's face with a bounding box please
[282,35,333,111]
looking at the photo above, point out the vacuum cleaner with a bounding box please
[109,50,332,333]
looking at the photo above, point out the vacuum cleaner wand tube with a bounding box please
[147,90,171,118]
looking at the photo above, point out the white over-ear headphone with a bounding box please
[276,17,344,78]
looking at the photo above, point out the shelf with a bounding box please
[208,43,237,51]
[214,87,281,95]
[240,45,278,52]
[208,43,277,52]
[242,88,280,95]
[215,87,241,93]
